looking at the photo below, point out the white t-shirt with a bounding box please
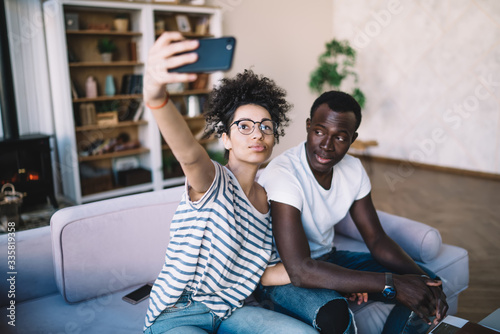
[258,141,371,259]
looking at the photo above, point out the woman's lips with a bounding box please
[250,145,266,152]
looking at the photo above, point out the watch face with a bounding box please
[383,286,396,299]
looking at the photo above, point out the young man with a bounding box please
[256,91,448,334]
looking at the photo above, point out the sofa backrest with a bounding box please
[51,186,185,303]
[335,210,442,263]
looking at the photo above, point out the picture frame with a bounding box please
[175,15,191,33]
[64,13,79,31]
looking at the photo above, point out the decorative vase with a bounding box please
[186,95,200,117]
[101,52,112,63]
[85,76,97,98]
[113,18,129,32]
[105,75,116,96]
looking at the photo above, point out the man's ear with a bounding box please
[306,118,311,132]
[221,132,232,151]
[351,132,358,144]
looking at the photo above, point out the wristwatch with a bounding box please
[382,272,396,299]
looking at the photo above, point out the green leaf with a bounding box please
[309,38,366,108]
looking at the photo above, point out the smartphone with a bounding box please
[122,283,153,305]
[170,36,236,73]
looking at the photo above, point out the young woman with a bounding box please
[142,32,317,334]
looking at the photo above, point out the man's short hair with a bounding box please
[310,91,362,130]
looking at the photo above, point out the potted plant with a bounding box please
[113,14,129,32]
[309,39,366,108]
[97,38,117,62]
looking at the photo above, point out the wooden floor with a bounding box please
[361,158,500,322]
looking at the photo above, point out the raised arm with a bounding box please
[144,32,214,198]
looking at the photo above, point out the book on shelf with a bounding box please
[121,74,143,96]
[132,101,144,122]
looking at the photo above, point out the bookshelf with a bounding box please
[44,0,222,204]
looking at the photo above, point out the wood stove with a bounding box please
[0,134,58,208]
[0,4,57,210]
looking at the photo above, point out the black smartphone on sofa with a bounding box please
[122,283,153,305]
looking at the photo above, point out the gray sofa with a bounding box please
[0,185,469,333]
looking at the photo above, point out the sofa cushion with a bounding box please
[335,211,442,263]
[51,186,184,303]
[0,284,149,334]
[0,226,58,306]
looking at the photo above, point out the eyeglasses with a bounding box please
[230,119,276,135]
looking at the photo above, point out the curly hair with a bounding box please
[202,69,292,142]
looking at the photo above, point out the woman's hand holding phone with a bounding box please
[143,32,198,104]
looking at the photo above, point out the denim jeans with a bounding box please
[254,249,437,334]
[144,291,318,334]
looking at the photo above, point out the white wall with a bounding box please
[206,0,334,158]
[332,0,500,174]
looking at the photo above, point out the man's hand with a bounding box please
[393,275,447,324]
[345,292,368,305]
[424,278,448,324]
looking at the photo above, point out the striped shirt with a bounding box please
[144,161,276,330]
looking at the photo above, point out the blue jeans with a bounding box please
[254,249,437,334]
[144,291,318,334]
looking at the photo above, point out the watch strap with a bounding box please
[385,272,393,286]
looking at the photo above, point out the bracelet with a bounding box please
[146,93,169,110]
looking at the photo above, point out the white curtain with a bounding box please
[5,0,54,136]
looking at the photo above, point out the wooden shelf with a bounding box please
[81,183,154,204]
[69,61,143,68]
[170,89,211,96]
[182,32,214,38]
[154,3,217,9]
[162,137,215,151]
[185,115,204,121]
[73,94,142,103]
[78,147,150,162]
[66,30,142,36]
[75,120,147,132]
[155,32,213,39]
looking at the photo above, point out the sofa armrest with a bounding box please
[51,186,184,303]
[334,211,442,263]
[0,226,58,306]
